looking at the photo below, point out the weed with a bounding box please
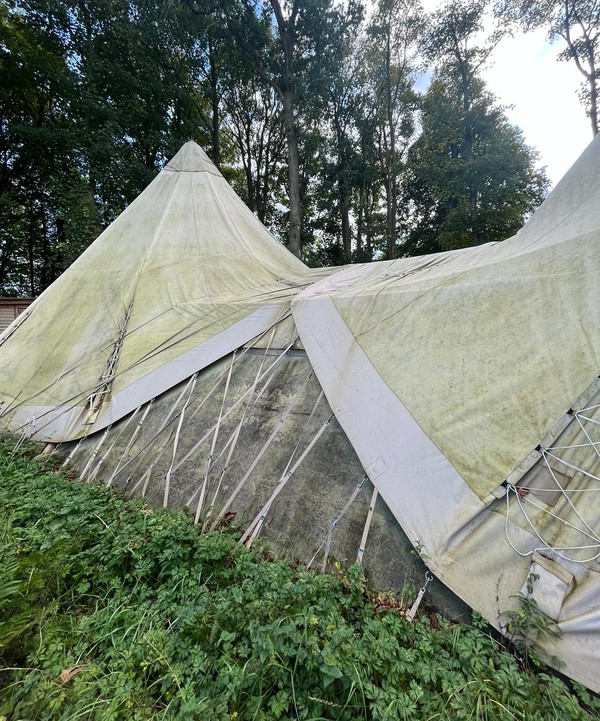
[0,435,598,720]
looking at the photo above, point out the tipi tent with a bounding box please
[1,139,599,692]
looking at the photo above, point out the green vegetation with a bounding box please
[1,0,549,290]
[0,435,598,721]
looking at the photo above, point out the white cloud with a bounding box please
[417,0,594,188]
[485,29,592,188]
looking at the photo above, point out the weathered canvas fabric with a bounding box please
[1,137,599,692]
[0,143,317,440]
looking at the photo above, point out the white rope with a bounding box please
[106,399,155,486]
[194,354,236,524]
[240,413,333,548]
[357,486,379,567]
[542,449,600,483]
[127,360,244,495]
[172,341,296,484]
[202,327,279,531]
[209,371,315,531]
[573,412,600,461]
[163,373,198,507]
[85,405,142,483]
[79,425,111,482]
[62,436,85,468]
[307,475,368,570]
[540,450,600,545]
[504,484,600,563]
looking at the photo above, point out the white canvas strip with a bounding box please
[8,301,288,443]
[292,293,483,564]
[97,302,288,433]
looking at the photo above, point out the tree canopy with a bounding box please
[0,0,552,294]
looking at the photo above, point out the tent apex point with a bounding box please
[165,140,220,175]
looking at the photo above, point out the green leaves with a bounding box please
[0,434,599,720]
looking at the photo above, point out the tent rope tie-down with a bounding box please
[117,338,259,492]
[194,353,237,523]
[406,572,434,622]
[13,415,36,453]
[79,425,112,482]
[240,409,333,549]
[106,399,155,486]
[307,474,368,572]
[209,370,316,532]
[177,338,299,513]
[163,372,199,508]
[503,400,600,564]
[85,405,143,483]
[185,339,286,513]
[201,326,279,531]
[127,350,253,496]
[110,320,284,507]
[357,486,379,567]
[62,436,85,468]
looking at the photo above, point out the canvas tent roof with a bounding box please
[0,142,332,440]
[1,137,599,692]
[293,134,600,691]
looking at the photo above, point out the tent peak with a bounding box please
[164,140,221,175]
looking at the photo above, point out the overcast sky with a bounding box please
[417,2,594,189]
[484,27,592,188]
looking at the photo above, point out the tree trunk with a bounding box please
[270,0,302,258]
[283,91,302,258]
[209,46,221,170]
[384,33,397,259]
[563,2,599,136]
[28,203,36,296]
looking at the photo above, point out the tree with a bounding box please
[0,2,98,295]
[366,0,422,259]
[403,1,548,254]
[0,0,212,294]
[223,79,287,227]
[222,0,364,259]
[496,0,600,136]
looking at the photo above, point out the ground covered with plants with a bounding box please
[0,435,599,721]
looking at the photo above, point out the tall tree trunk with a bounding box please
[334,108,352,262]
[356,180,365,257]
[270,0,302,258]
[564,2,599,136]
[458,58,478,244]
[209,46,221,169]
[279,84,301,257]
[340,179,351,262]
[384,34,397,259]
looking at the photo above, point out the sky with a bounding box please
[484,27,592,188]
[417,2,594,190]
